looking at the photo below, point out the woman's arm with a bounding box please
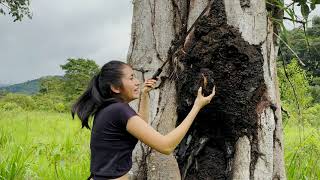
[127,104,200,155]
[127,86,215,155]
[138,92,149,123]
[138,79,156,124]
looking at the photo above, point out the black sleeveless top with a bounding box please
[90,102,138,179]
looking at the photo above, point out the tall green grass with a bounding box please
[284,125,320,180]
[0,111,90,179]
[0,110,319,179]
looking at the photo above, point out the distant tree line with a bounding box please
[280,16,320,79]
[0,58,100,112]
[278,16,320,126]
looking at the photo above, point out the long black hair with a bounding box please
[71,60,128,129]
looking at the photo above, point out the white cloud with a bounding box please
[0,0,133,84]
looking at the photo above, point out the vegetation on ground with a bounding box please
[0,111,90,180]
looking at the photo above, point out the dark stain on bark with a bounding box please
[173,0,265,179]
[240,0,251,9]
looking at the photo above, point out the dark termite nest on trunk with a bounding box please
[173,0,265,179]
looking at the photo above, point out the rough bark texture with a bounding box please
[127,0,286,179]
[127,0,182,179]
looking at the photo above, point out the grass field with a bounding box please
[0,111,90,180]
[284,125,320,180]
[0,111,319,179]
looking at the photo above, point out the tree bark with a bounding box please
[127,0,286,179]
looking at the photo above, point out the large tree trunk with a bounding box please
[127,0,286,179]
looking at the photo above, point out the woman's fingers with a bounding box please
[198,87,203,96]
[146,81,156,84]
[145,82,156,87]
[203,86,216,103]
[207,86,216,99]
[209,86,216,97]
[145,79,157,84]
[144,79,157,90]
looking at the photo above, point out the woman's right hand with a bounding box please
[142,79,157,94]
[194,86,216,109]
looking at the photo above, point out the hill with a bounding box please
[0,84,9,88]
[0,79,41,95]
[0,76,63,95]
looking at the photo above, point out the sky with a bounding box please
[284,0,320,28]
[0,0,319,85]
[0,0,133,84]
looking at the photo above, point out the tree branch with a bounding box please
[0,2,10,10]
[279,50,302,124]
[282,17,306,24]
[274,32,305,66]
[285,2,295,8]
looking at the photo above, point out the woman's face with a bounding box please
[118,65,140,103]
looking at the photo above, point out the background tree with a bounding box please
[33,76,66,112]
[280,15,320,77]
[0,0,32,21]
[277,59,315,124]
[0,89,8,98]
[60,58,99,102]
[39,76,65,95]
[312,15,320,26]
[0,93,35,111]
[279,15,320,105]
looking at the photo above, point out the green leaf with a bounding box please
[285,7,295,22]
[0,8,5,15]
[315,0,320,4]
[311,0,317,10]
[301,3,310,20]
[0,0,32,21]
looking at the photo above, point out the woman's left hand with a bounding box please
[142,79,157,94]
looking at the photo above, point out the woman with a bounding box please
[72,60,215,180]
